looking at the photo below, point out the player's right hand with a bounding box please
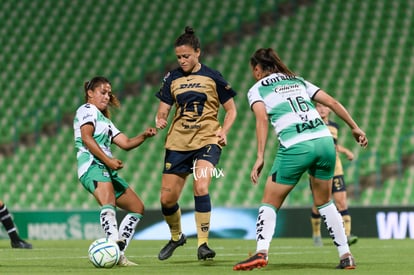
[251,158,264,185]
[144,127,157,137]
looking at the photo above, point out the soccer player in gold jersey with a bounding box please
[155,27,237,261]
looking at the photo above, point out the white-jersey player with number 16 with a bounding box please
[233,48,368,271]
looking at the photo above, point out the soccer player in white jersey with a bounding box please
[233,49,368,271]
[74,76,156,266]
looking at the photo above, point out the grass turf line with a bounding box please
[1,238,413,274]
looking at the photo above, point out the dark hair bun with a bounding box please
[185,26,195,35]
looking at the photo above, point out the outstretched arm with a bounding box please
[313,90,368,148]
[113,127,157,151]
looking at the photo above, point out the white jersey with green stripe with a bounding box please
[73,103,120,178]
[247,73,332,148]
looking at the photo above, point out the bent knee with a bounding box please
[160,195,178,208]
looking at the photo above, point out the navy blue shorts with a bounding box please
[162,144,222,174]
[309,175,347,193]
[332,175,346,193]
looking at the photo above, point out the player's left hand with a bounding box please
[346,151,354,161]
[155,117,168,129]
[216,130,227,146]
[352,128,368,148]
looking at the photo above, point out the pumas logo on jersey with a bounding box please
[165,162,172,170]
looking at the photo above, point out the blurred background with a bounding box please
[0,0,413,215]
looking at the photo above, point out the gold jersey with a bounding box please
[326,120,344,176]
[156,64,236,151]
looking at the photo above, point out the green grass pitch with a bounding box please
[1,238,413,274]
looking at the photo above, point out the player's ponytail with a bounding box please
[250,48,295,76]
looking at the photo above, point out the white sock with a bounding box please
[317,201,350,257]
[119,213,142,252]
[256,204,277,253]
[100,205,119,242]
